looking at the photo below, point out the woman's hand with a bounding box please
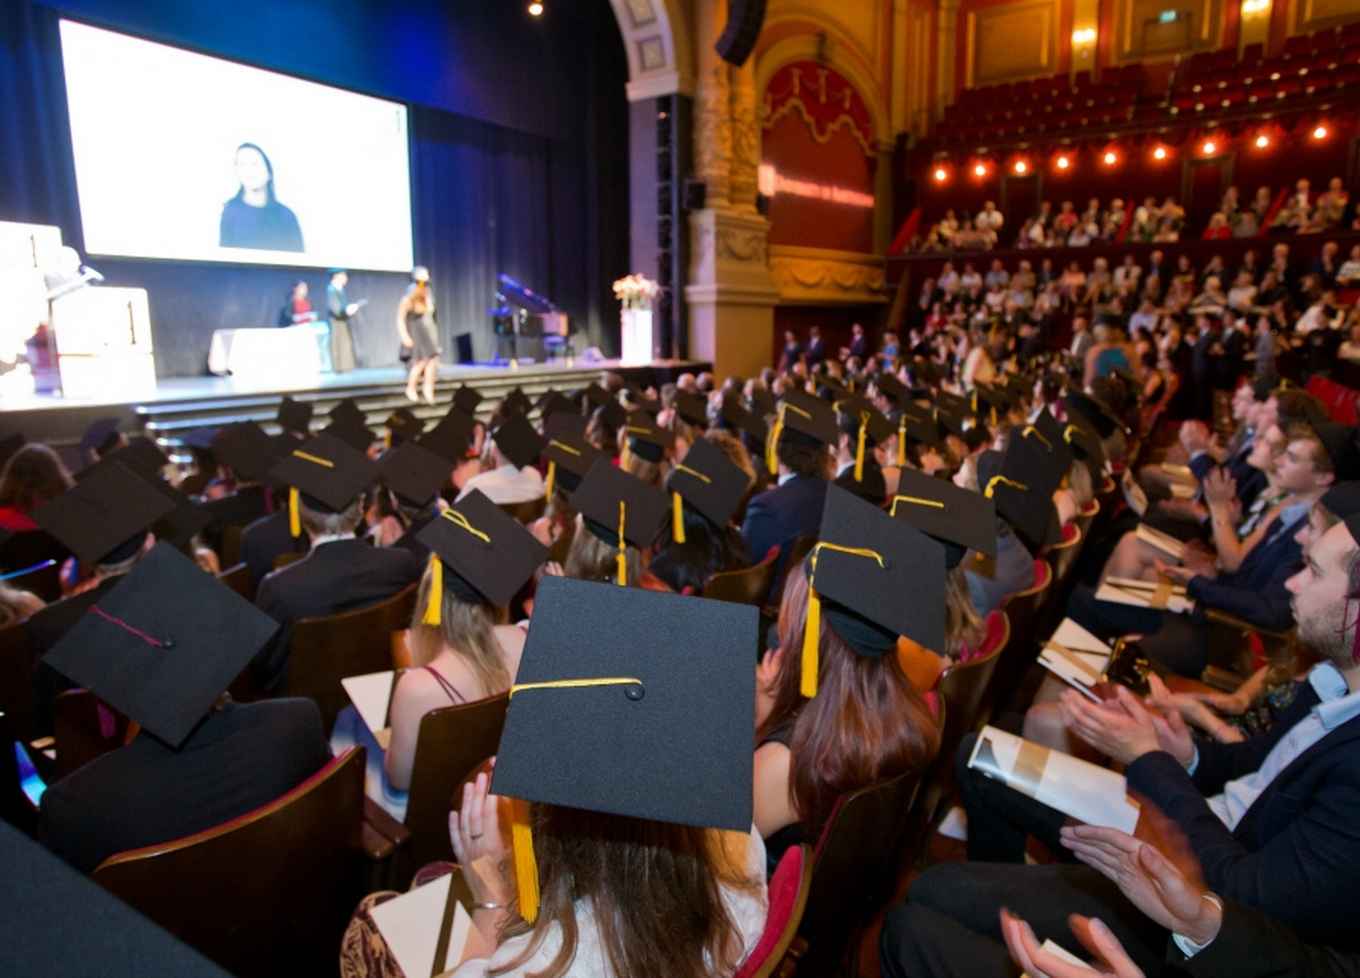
[1201,467,1236,507]
[1000,909,1144,978]
[448,768,514,908]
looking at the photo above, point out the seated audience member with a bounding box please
[755,487,941,876]
[740,391,836,593]
[560,459,668,589]
[456,413,545,505]
[345,578,769,977]
[0,443,73,531]
[333,490,545,818]
[881,511,1360,977]
[38,543,329,874]
[253,434,422,687]
[617,412,672,489]
[1070,421,1344,677]
[832,399,892,505]
[78,416,126,469]
[649,438,750,595]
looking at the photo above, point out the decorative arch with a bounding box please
[755,30,890,148]
[605,0,694,100]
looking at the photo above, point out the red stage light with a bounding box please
[1055,155,1071,171]
[1254,133,1270,149]
[1102,150,1118,166]
[973,162,988,178]
[1312,124,1329,140]
[1013,160,1028,175]
[933,166,948,183]
[1152,145,1168,161]
[1202,140,1217,155]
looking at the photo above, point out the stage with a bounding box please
[2,358,710,457]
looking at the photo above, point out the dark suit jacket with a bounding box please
[38,698,329,874]
[1188,439,1266,511]
[833,460,886,506]
[1186,511,1301,632]
[26,577,122,737]
[1127,685,1360,952]
[240,511,308,591]
[849,336,869,359]
[253,539,421,689]
[1174,899,1360,977]
[740,475,827,600]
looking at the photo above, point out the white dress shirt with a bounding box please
[456,464,544,505]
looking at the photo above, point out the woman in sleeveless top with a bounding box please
[397,267,441,405]
[330,557,525,819]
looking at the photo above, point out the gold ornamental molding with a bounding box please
[769,245,887,305]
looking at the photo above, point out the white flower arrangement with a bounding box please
[612,274,660,310]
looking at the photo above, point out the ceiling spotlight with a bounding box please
[1202,140,1217,155]
[1014,160,1028,175]
[974,162,987,178]
[1102,150,1118,166]
[1312,124,1329,140]
[528,1,544,15]
[933,166,948,183]
[1056,155,1071,170]
[1152,146,1168,160]
[1255,133,1270,149]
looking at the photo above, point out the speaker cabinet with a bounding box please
[715,0,767,67]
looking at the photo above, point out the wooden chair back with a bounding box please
[272,550,305,572]
[217,563,253,601]
[283,583,418,732]
[498,497,547,524]
[993,560,1053,707]
[94,748,367,978]
[1047,521,1084,587]
[51,689,128,781]
[735,844,813,978]
[0,621,39,744]
[795,769,926,976]
[402,692,510,877]
[702,546,780,606]
[219,523,246,569]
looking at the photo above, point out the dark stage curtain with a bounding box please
[0,1,627,378]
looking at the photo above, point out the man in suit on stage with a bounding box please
[740,391,835,600]
[881,507,1360,978]
[37,545,330,873]
[252,434,422,690]
[326,268,359,373]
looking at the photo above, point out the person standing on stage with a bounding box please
[326,268,359,373]
[397,266,441,405]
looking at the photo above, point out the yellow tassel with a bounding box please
[766,412,783,476]
[422,553,442,626]
[545,460,556,499]
[616,501,627,586]
[288,487,301,538]
[801,587,821,698]
[897,416,906,466]
[511,798,539,923]
[854,414,867,482]
[672,491,685,544]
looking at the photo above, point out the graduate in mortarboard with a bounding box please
[648,438,751,595]
[457,413,546,507]
[560,461,668,590]
[753,486,943,877]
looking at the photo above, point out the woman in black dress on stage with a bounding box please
[397,266,440,404]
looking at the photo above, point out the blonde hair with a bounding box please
[408,563,511,698]
[1067,460,1095,510]
[945,566,985,657]
[563,514,644,586]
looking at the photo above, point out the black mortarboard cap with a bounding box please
[37,461,175,565]
[838,398,894,447]
[415,489,548,608]
[804,485,946,667]
[873,374,907,405]
[668,438,748,528]
[1064,392,1119,438]
[721,398,768,443]
[269,432,378,512]
[493,413,547,469]
[1061,419,1106,475]
[379,441,451,507]
[575,459,668,549]
[453,385,484,416]
[1022,409,1075,475]
[1312,422,1360,482]
[937,391,971,418]
[80,417,121,458]
[99,437,170,480]
[623,412,672,463]
[889,467,997,568]
[750,388,776,418]
[328,397,366,429]
[594,398,627,430]
[776,389,837,447]
[384,408,425,446]
[583,383,611,407]
[626,386,661,417]
[43,542,279,748]
[211,422,279,482]
[277,396,313,435]
[542,430,601,498]
[537,392,577,426]
[501,387,531,418]
[543,410,587,441]
[420,409,476,462]
[1323,482,1360,520]
[978,444,1060,552]
[673,391,708,427]
[321,415,377,453]
[493,575,755,829]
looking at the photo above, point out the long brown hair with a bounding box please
[944,565,985,657]
[757,563,941,835]
[492,807,759,978]
[563,514,644,586]
[407,563,510,697]
[0,444,73,513]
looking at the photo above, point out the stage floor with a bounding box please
[3,359,710,451]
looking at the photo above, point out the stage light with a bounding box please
[1055,154,1071,171]
[974,162,988,178]
[1254,133,1270,149]
[1312,124,1329,140]
[1202,139,1217,155]
[934,166,948,183]
[1152,145,1168,160]
[1102,150,1118,166]
[1241,0,1269,13]
[528,1,544,15]
[1071,27,1097,45]
[1013,159,1028,175]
